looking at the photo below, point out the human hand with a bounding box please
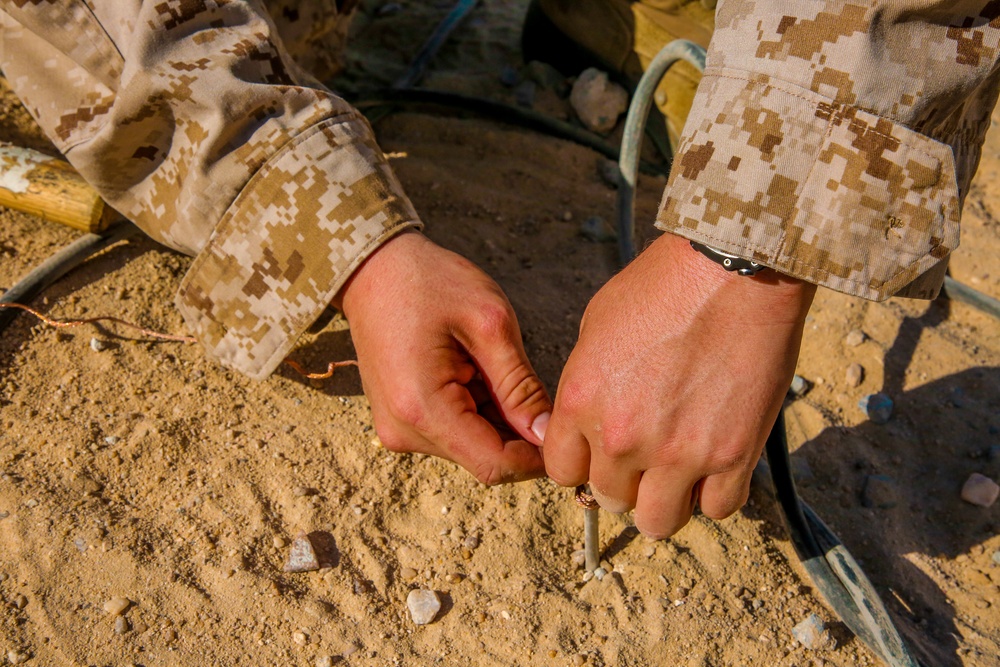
[542,233,815,537]
[335,231,552,485]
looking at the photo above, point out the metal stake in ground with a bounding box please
[575,485,600,573]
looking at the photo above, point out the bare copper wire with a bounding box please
[0,302,357,380]
[0,302,197,342]
[575,485,599,510]
[281,358,358,379]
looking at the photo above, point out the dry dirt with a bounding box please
[1,2,998,666]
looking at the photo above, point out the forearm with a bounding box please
[0,1,421,378]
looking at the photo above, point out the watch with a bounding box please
[689,241,766,276]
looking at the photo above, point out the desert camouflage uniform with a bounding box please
[0,0,418,381]
[656,1,1000,300]
[0,2,997,381]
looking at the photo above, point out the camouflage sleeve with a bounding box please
[656,1,1000,300]
[0,0,421,379]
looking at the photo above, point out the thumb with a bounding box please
[462,310,552,447]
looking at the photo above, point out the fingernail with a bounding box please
[530,411,550,442]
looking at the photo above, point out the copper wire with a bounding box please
[0,302,357,380]
[574,485,599,510]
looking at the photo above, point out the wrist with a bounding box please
[652,233,817,322]
[333,230,427,317]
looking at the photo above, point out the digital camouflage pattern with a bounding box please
[656,0,1000,300]
[0,0,421,379]
[0,1,996,380]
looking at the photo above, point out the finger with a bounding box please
[540,407,590,487]
[428,381,546,485]
[698,466,753,520]
[587,446,642,514]
[459,307,552,446]
[633,466,699,540]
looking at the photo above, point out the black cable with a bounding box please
[0,221,138,332]
[352,89,671,177]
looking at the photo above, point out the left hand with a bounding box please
[540,233,815,538]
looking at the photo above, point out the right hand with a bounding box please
[335,231,552,485]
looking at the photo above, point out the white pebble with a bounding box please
[406,589,441,625]
[90,337,108,352]
[961,473,1000,507]
[103,597,130,616]
[569,68,628,133]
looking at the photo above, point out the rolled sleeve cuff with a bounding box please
[656,68,960,301]
[175,113,421,380]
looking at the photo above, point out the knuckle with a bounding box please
[385,390,429,434]
[596,420,635,460]
[472,302,514,343]
[708,446,753,475]
[556,380,592,416]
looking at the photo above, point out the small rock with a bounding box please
[163,627,177,643]
[571,549,587,567]
[573,653,587,666]
[90,337,108,352]
[991,550,1000,566]
[561,210,573,222]
[462,534,479,550]
[104,597,130,616]
[303,599,334,620]
[859,393,893,424]
[400,567,418,581]
[12,594,27,610]
[7,651,28,665]
[292,486,316,497]
[104,436,120,446]
[788,375,811,398]
[316,657,338,667]
[844,329,867,347]
[961,473,1000,507]
[862,474,898,509]
[406,589,441,625]
[569,68,629,133]
[273,535,287,549]
[283,533,320,573]
[593,567,608,581]
[792,613,835,650]
[580,215,617,243]
[444,573,463,584]
[292,630,308,645]
[114,615,130,635]
[845,363,864,388]
[72,473,103,497]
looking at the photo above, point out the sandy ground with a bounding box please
[1,2,998,666]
